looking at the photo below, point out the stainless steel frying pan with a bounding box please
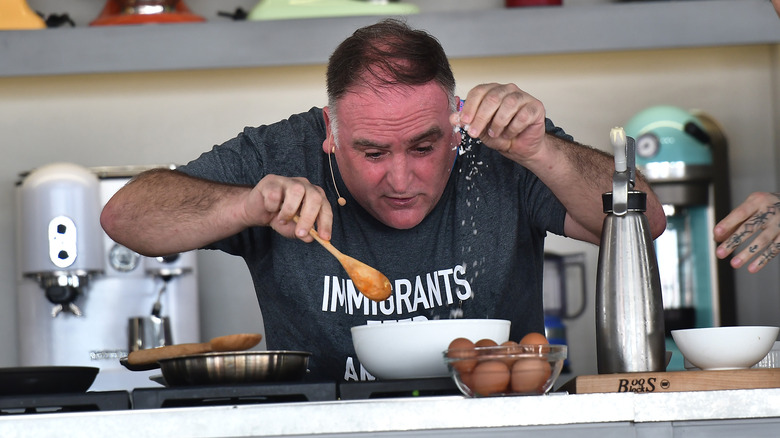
[156,351,311,386]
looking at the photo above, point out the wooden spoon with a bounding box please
[125,333,263,367]
[293,216,392,302]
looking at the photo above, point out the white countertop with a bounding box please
[3,388,780,438]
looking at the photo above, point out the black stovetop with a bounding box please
[132,381,336,409]
[339,377,460,399]
[0,391,129,415]
[0,378,461,414]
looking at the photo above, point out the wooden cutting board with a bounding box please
[559,368,780,394]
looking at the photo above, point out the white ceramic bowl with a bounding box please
[671,326,780,370]
[351,319,511,380]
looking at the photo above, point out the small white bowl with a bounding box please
[351,319,510,380]
[672,326,779,371]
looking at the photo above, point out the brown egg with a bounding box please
[470,360,510,396]
[474,338,499,357]
[519,332,549,345]
[499,340,520,367]
[458,367,476,393]
[475,338,498,348]
[447,337,477,374]
[510,358,552,394]
[500,340,519,349]
[447,337,476,353]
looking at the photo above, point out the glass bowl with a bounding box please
[444,343,567,397]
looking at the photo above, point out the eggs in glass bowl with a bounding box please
[444,332,567,397]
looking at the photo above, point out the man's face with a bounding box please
[323,82,460,229]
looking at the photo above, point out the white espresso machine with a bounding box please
[16,163,200,391]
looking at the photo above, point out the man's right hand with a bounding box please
[246,175,334,242]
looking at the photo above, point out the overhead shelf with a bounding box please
[1,0,779,78]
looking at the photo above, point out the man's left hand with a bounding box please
[451,83,547,162]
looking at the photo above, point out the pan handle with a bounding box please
[119,356,160,371]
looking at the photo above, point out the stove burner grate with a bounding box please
[132,382,337,409]
[338,377,461,400]
[0,391,130,415]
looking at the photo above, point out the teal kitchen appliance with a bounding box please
[625,106,736,371]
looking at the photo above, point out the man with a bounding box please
[101,19,665,381]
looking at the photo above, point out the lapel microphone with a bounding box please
[328,142,347,206]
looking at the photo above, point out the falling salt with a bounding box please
[453,123,490,310]
[449,307,464,319]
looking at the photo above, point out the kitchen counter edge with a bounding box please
[2,387,780,437]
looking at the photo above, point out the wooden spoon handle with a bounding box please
[292,215,344,260]
[308,228,345,260]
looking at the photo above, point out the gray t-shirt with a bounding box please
[178,107,570,381]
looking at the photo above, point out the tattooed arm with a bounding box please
[714,192,780,273]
